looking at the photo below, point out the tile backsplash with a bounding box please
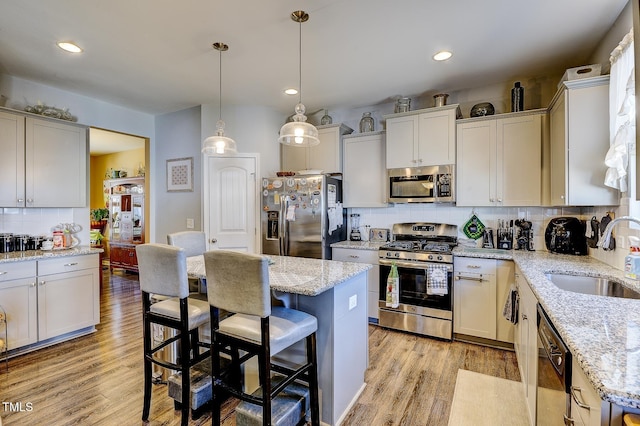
[0,207,90,244]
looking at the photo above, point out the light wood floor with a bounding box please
[0,268,520,425]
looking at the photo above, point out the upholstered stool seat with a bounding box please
[150,297,210,329]
[219,307,317,356]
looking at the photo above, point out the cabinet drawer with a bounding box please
[0,261,36,282]
[38,254,99,276]
[454,257,496,275]
[333,248,379,264]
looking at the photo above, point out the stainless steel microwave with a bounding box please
[387,165,455,203]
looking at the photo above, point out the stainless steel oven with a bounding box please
[387,165,455,203]
[537,304,572,425]
[378,223,457,340]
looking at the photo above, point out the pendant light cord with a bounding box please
[219,48,223,122]
[298,19,302,105]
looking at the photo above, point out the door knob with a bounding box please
[211,238,217,244]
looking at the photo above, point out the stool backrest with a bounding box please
[203,250,270,317]
[136,243,189,299]
[167,231,207,258]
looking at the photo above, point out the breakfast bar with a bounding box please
[186,254,372,425]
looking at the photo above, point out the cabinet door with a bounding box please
[517,273,538,426]
[0,111,25,207]
[417,109,455,165]
[37,267,100,340]
[570,358,604,426]
[0,277,37,349]
[385,115,417,169]
[498,114,542,206]
[310,126,342,173]
[281,145,308,172]
[456,120,496,206]
[25,117,87,207]
[343,132,387,208]
[549,93,568,205]
[495,260,515,344]
[453,257,497,339]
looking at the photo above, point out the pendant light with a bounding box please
[278,11,319,147]
[202,42,237,155]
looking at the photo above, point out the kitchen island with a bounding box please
[454,247,640,416]
[187,254,372,426]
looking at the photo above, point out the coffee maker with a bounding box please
[514,219,534,251]
[350,214,361,241]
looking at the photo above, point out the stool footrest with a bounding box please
[236,380,310,426]
[168,357,230,410]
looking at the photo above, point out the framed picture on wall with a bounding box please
[166,157,194,192]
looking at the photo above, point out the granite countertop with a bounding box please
[0,246,104,263]
[330,240,387,250]
[455,246,640,409]
[187,254,372,297]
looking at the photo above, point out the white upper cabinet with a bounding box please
[281,123,353,173]
[0,108,88,208]
[548,76,618,206]
[457,111,544,207]
[384,105,458,169]
[342,131,387,207]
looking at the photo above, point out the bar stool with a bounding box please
[204,250,320,426]
[167,231,208,293]
[136,243,210,426]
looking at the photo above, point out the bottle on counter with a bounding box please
[386,261,399,308]
[625,236,640,280]
[511,82,524,112]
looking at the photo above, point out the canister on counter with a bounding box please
[0,234,14,253]
[14,234,30,251]
[52,231,65,249]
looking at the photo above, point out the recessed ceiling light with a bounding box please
[57,41,83,53]
[433,50,452,61]
[284,88,298,95]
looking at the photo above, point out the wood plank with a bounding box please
[0,268,520,425]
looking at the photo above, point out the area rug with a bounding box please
[447,369,529,426]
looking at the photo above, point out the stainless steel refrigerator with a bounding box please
[261,174,346,259]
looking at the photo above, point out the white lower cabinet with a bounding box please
[569,357,616,426]
[0,254,100,352]
[514,265,537,426]
[0,261,38,349]
[332,247,379,321]
[453,257,515,343]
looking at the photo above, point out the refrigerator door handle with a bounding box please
[280,196,288,256]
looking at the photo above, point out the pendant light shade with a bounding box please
[202,42,237,155]
[279,11,319,147]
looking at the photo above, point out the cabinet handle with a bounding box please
[489,198,495,202]
[27,199,33,204]
[211,238,217,244]
[497,198,502,203]
[560,195,565,200]
[39,280,45,286]
[466,265,481,269]
[17,198,24,203]
[522,314,528,321]
[455,274,485,282]
[570,386,591,410]
[0,272,7,276]
[349,255,360,259]
[30,282,36,287]
[64,262,78,267]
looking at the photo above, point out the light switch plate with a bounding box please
[186,218,194,229]
[348,294,357,310]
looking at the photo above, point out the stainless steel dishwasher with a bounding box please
[537,304,572,425]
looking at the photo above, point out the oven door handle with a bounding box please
[455,273,485,282]
[379,258,452,271]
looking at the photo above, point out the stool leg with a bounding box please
[259,318,272,426]
[306,333,320,426]
[142,300,152,421]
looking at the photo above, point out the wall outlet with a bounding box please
[186,218,194,229]
[348,294,357,310]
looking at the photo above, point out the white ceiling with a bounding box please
[0,0,628,120]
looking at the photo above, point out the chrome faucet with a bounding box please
[598,216,640,250]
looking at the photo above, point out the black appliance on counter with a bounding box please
[544,217,588,255]
[378,222,457,340]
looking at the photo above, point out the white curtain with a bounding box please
[604,29,635,192]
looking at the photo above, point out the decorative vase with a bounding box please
[359,112,374,133]
[394,97,411,113]
[320,109,333,125]
[511,82,524,112]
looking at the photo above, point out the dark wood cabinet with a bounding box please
[109,243,139,273]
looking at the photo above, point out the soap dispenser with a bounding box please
[624,236,640,279]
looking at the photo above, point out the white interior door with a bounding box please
[203,155,259,253]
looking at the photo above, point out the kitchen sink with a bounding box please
[545,273,640,299]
